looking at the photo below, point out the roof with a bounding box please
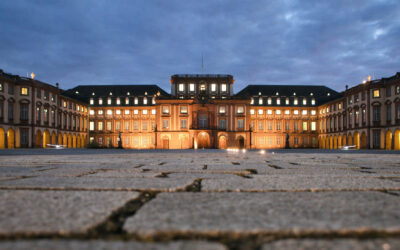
[62,85,170,103]
[171,74,233,78]
[235,85,342,105]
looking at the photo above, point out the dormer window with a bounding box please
[285,98,289,105]
[250,98,254,104]
[109,92,112,96]
[294,98,298,105]
[125,97,129,105]
[200,84,206,92]
[189,83,195,92]
[267,98,272,105]
[134,97,138,105]
[152,97,156,105]
[90,98,94,105]
[259,98,263,105]
[179,84,185,92]
[276,98,281,105]
[98,98,103,105]
[221,84,227,92]
[303,98,307,105]
[116,98,121,105]
[311,98,315,105]
[107,98,112,105]
[127,92,130,96]
[143,97,148,105]
[211,84,217,92]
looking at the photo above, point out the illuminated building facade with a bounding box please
[1,69,399,150]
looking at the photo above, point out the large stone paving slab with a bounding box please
[0,190,139,235]
[124,192,400,236]
[202,175,400,191]
[0,176,196,191]
[261,239,400,250]
[0,240,227,250]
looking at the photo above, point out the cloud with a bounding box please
[0,0,399,93]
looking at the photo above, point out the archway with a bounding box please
[342,135,347,147]
[63,134,68,147]
[77,135,81,148]
[361,132,367,149]
[325,137,329,149]
[321,137,326,149]
[72,134,77,148]
[354,132,360,149]
[348,134,353,146]
[385,130,392,150]
[162,136,169,149]
[338,135,342,148]
[81,135,85,148]
[51,132,57,145]
[218,135,227,149]
[333,136,337,149]
[329,136,333,149]
[395,130,400,150]
[7,128,15,149]
[236,136,245,149]
[197,132,210,149]
[43,130,50,148]
[0,127,5,149]
[35,130,42,148]
[68,134,72,148]
[58,133,63,145]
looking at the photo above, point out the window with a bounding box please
[373,89,380,98]
[123,121,129,130]
[189,83,195,92]
[267,98,272,105]
[107,98,112,105]
[258,109,263,115]
[115,98,120,105]
[268,121,272,130]
[373,106,380,121]
[237,106,244,114]
[116,110,121,115]
[98,110,103,115]
[250,109,255,115]
[43,108,49,123]
[107,121,112,131]
[152,97,156,104]
[354,94,359,102]
[302,98,307,105]
[179,84,185,92]
[162,119,169,129]
[0,83,3,92]
[258,121,263,131]
[311,121,316,131]
[211,84,216,92]
[124,109,130,115]
[259,98,263,105]
[284,110,290,115]
[302,121,308,131]
[90,121,94,131]
[276,110,281,115]
[362,108,366,123]
[276,122,281,130]
[277,137,281,145]
[162,106,169,114]
[180,106,188,114]
[267,137,272,145]
[125,97,130,104]
[98,98,103,105]
[219,119,226,129]
[21,87,28,95]
[143,98,148,105]
[294,98,298,105]
[200,84,206,92]
[276,98,281,105]
[36,89,41,98]
[285,121,289,131]
[294,110,299,115]
[250,98,254,105]
[355,110,360,124]
[134,97,138,105]
[221,84,227,92]
[133,121,139,130]
[0,102,3,119]
[387,104,392,122]
[20,104,28,121]
[396,86,400,94]
[285,98,289,105]
[311,110,316,115]
[294,121,298,131]
[143,109,148,115]
[134,109,139,115]
[180,119,187,129]
[124,137,129,146]
[152,109,156,115]
[302,110,308,115]
[311,99,315,105]
[267,110,272,115]
[386,86,391,97]
[98,121,103,130]
[258,137,264,145]
[237,119,244,129]
[89,110,94,115]
[8,85,14,95]
[142,121,148,131]
[107,110,112,115]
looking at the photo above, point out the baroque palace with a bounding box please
[0,69,399,150]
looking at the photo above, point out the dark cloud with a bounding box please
[0,0,399,93]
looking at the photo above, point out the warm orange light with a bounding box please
[367,75,371,81]
[30,72,35,79]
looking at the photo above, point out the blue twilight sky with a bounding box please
[0,0,399,93]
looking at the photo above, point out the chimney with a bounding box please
[56,82,59,88]
[345,85,348,90]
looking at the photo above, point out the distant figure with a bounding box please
[118,132,123,149]
[285,133,290,149]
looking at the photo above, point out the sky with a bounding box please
[0,0,399,94]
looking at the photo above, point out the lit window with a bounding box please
[276,98,281,105]
[89,110,94,115]
[125,97,129,104]
[162,106,169,114]
[152,97,156,104]
[219,106,226,114]
[311,122,316,131]
[134,97,138,105]
[98,110,103,115]
[237,106,244,114]
[98,121,103,130]
[89,121,94,131]
[311,110,316,115]
[152,109,156,115]
[258,109,263,115]
[0,83,2,91]
[143,98,148,105]
[302,110,308,115]
[303,98,307,105]
[107,110,112,115]
[180,106,188,114]
[373,89,380,98]
[179,84,185,92]
[189,83,195,92]
[116,110,121,115]
[90,98,94,105]
[200,84,206,91]
[259,98,263,105]
[285,98,289,105]
[116,98,120,105]
[250,98,254,104]
[267,98,272,105]
[162,119,169,129]
[107,121,112,131]
[276,110,281,115]
[338,103,342,109]
[98,98,103,105]
[107,98,112,105]
[211,84,217,92]
[134,109,139,115]
[21,87,28,95]
[302,121,308,131]
[115,122,121,131]
[311,99,316,105]
[180,119,187,129]
[143,109,148,115]
[267,110,272,115]
[221,84,227,92]
[294,98,298,105]
[285,110,290,115]
[124,110,130,115]
[250,109,255,115]
[294,110,299,115]
[237,119,244,129]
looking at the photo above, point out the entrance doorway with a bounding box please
[237,136,245,149]
[162,137,169,149]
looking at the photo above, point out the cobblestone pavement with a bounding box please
[0,149,399,250]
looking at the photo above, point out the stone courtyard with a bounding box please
[0,149,399,250]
